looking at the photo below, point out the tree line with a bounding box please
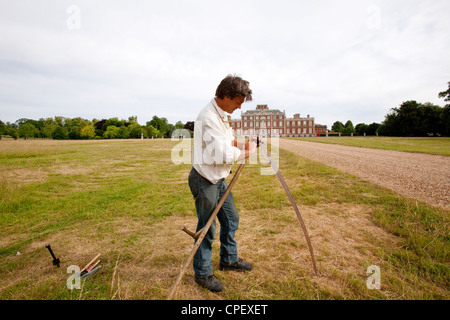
[2,83,449,140]
[0,115,187,140]
[330,82,450,137]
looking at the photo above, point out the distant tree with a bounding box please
[15,118,31,127]
[166,123,175,138]
[117,126,130,139]
[355,123,368,135]
[438,82,450,106]
[94,119,107,137]
[148,116,170,137]
[67,117,90,139]
[381,100,446,136]
[9,129,19,140]
[0,121,6,140]
[331,121,344,132]
[103,118,125,130]
[103,125,121,139]
[0,120,7,136]
[4,122,18,139]
[52,126,69,140]
[342,120,355,134]
[80,124,96,139]
[145,124,161,138]
[54,116,65,127]
[438,82,450,136]
[441,106,450,136]
[2,115,189,139]
[18,123,37,140]
[41,123,57,138]
[366,122,381,135]
[128,123,145,138]
[421,103,443,136]
[382,101,419,136]
[39,118,58,138]
[175,121,185,129]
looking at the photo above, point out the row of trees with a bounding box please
[0,116,186,140]
[379,100,449,136]
[2,83,449,140]
[331,120,381,136]
[330,82,450,137]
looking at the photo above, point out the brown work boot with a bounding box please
[195,274,223,292]
[220,258,252,272]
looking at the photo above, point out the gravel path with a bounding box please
[279,139,450,211]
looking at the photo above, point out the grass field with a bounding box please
[0,139,448,300]
[296,136,450,156]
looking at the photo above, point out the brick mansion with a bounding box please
[228,104,327,137]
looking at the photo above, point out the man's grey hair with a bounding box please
[215,74,253,101]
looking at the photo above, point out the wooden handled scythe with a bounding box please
[167,162,246,300]
[167,139,318,299]
[259,140,318,275]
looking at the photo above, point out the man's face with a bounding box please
[224,96,245,114]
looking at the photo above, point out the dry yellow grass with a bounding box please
[0,139,448,300]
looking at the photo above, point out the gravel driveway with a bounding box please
[279,139,450,211]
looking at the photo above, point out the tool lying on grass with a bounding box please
[81,264,102,279]
[80,253,101,278]
[45,243,60,268]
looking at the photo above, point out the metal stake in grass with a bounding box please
[167,162,246,300]
[45,243,60,267]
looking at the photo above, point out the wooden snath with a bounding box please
[167,162,246,300]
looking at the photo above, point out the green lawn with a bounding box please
[295,136,450,156]
[0,139,448,300]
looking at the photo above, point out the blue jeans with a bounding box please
[188,167,240,277]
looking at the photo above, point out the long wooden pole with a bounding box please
[166,162,246,300]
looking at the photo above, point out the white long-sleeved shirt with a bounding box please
[192,99,241,184]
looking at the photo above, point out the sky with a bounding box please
[0,0,449,129]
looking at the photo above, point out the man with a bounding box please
[189,74,257,292]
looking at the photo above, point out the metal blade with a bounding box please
[259,141,318,274]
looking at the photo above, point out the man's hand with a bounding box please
[248,139,257,156]
[253,136,261,148]
[235,138,257,161]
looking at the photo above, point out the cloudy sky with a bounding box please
[0,0,449,128]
